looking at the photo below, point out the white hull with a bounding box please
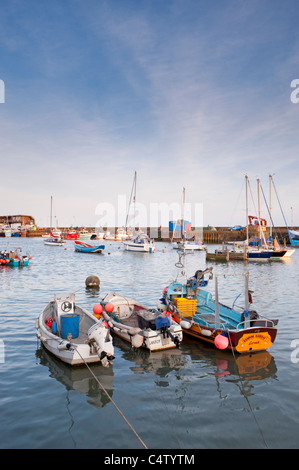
[123,241,155,252]
[44,239,65,246]
[36,293,114,366]
[102,293,182,351]
[172,241,205,251]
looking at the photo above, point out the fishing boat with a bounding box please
[288,230,299,247]
[79,229,94,239]
[36,292,114,367]
[0,247,31,266]
[44,237,65,246]
[99,292,183,351]
[162,246,278,354]
[63,229,78,240]
[74,240,105,254]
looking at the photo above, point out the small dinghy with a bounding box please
[98,292,183,351]
[36,293,114,367]
[74,240,105,254]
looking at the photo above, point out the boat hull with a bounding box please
[102,293,182,351]
[74,241,105,253]
[172,242,205,250]
[172,313,277,354]
[123,242,155,252]
[36,296,114,366]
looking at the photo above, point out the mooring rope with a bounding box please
[75,347,148,449]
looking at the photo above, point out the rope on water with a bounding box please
[75,347,148,449]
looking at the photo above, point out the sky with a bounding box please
[0,0,299,228]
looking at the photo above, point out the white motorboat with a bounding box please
[36,292,114,367]
[100,292,182,351]
[172,240,205,251]
[44,237,65,246]
[123,232,155,252]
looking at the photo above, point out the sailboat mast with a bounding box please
[257,178,261,237]
[50,196,53,229]
[245,175,249,244]
[125,171,137,231]
[269,174,273,239]
[133,171,136,229]
[182,187,185,240]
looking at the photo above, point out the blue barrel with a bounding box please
[52,320,57,334]
[60,314,80,339]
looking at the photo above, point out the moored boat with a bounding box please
[162,261,278,354]
[172,240,205,251]
[44,237,65,246]
[63,230,78,240]
[0,247,31,266]
[123,232,155,253]
[99,292,183,351]
[74,240,105,253]
[36,292,114,367]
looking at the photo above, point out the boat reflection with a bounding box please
[186,338,277,382]
[36,346,114,409]
[113,335,187,378]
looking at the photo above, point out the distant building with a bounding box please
[0,215,36,226]
[169,219,192,232]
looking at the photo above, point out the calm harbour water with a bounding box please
[1,237,299,450]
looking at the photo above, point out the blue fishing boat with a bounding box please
[288,229,299,247]
[0,248,31,266]
[162,251,278,354]
[74,240,105,254]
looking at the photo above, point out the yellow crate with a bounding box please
[173,297,197,316]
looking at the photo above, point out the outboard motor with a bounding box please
[88,323,114,367]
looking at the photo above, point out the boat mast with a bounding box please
[125,171,137,232]
[256,178,268,247]
[269,174,272,240]
[50,196,53,230]
[245,175,249,245]
[182,187,185,241]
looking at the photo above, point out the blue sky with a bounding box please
[0,0,299,228]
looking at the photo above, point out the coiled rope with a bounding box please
[75,347,148,449]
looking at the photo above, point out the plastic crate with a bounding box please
[173,297,197,316]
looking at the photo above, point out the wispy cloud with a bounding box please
[1,0,299,226]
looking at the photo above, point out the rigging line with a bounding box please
[259,183,280,242]
[74,347,148,450]
[247,179,268,246]
[226,331,269,449]
[271,178,290,230]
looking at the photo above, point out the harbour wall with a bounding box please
[12,226,293,244]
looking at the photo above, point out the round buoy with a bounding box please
[93,304,103,315]
[85,275,100,288]
[214,333,229,350]
[105,302,114,313]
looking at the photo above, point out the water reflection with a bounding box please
[187,339,277,382]
[36,346,114,409]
